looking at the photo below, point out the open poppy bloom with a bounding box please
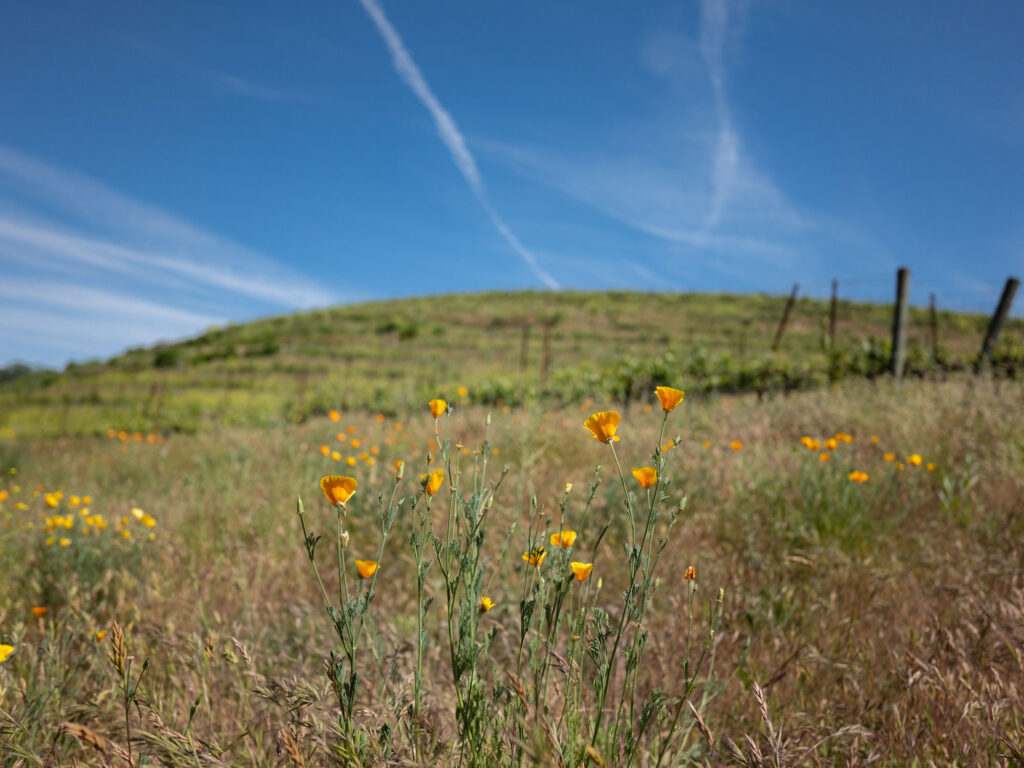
[907,454,923,466]
[570,562,593,582]
[654,386,685,412]
[421,469,445,496]
[549,530,577,548]
[428,399,447,418]
[848,470,869,483]
[584,411,621,443]
[355,560,378,578]
[730,441,743,451]
[632,466,657,488]
[31,606,47,618]
[522,546,546,567]
[0,644,14,663]
[479,596,495,613]
[328,410,340,422]
[321,475,358,506]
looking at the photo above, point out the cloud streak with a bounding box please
[0,143,337,367]
[354,0,559,289]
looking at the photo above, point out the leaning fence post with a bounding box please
[771,284,799,352]
[828,279,838,348]
[976,277,1020,371]
[891,267,910,380]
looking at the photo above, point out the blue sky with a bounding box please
[2,1,1022,367]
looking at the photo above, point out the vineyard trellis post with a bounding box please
[891,267,910,380]
[976,277,1020,371]
[771,283,799,352]
[828,279,838,348]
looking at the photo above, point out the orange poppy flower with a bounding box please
[421,470,445,496]
[684,566,696,581]
[428,399,447,418]
[320,475,357,506]
[549,530,577,548]
[355,560,378,579]
[570,562,593,582]
[907,454,923,467]
[522,547,546,567]
[31,606,47,618]
[654,386,685,412]
[328,410,340,422]
[583,411,621,443]
[730,441,743,451]
[632,466,657,488]
[848,470,869,483]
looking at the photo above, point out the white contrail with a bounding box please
[354,0,560,289]
[699,0,740,231]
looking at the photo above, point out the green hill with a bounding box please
[2,290,1021,437]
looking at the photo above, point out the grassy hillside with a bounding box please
[2,290,1022,437]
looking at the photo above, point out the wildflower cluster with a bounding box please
[294,385,722,766]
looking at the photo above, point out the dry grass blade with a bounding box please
[57,721,131,765]
[688,700,714,749]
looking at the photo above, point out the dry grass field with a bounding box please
[2,371,1023,766]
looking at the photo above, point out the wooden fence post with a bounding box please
[771,284,799,352]
[891,268,910,380]
[541,322,553,387]
[929,292,938,362]
[828,279,838,348]
[976,277,1020,371]
[519,324,530,373]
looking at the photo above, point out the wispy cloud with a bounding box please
[201,70,307,102]
[354,0,559,290]
[0,143,336,366]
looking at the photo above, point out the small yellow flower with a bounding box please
[583,411,621,443]
[329,409,340,422]
[82,496,91,505]
[654,386,685,412]
[564,483,573,494]
[848,470,869,483]
[549,530,577,548]
[730,441,743,451]
[907,454,923,467]
[570,562,593,582]
[321,475,358,507]
[883,453,895,462]
[684,565,696,580]
[32,606,47,618]
[346,456,357,466]
[896,462,905,471]
[121,529,132,539]
[824,438,838,451]
[702,440,711,449]
[320,445,330,456]
[90,630,108,641]
[355,559,378,579]
[428,399,447,418]
[458,387,469,398]
[479,596,495,613]
[819,453,830,463]
[351,438,361,449]
[632,466,657,488]
[0,490,6,502]
[69,496,80,507]
[131,507,145,521]
[799,436,814,449]
[522,546,546,567]
[59,538,70,547]
[0,644,14,663]
[871,435,879,444]
[926,463,936,472]
[421,469,445,496]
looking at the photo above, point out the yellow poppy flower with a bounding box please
[421,469,445,496]
[0,644,14,663]
[522,547,546,567]
[478,596,495,613]
[654,386,685,412]
[346,456,357,466]
[458,387,469,397]
[819,453,831,463]
[824,438,838,451]
[355,560,378,578]
[907,454,923,467]
[570,562,593,582]
[848,470,869,483]
[59,538,70,547]
[583,411,621,443]
[883,453,895,462]
[428,399,447,418]
[331,451,341,461]
[329,409,340,422]
[90,630,108,641]
[549,530,577,548]
[632,466,657,488]
[730,441,743,451]
[320,475,358,507]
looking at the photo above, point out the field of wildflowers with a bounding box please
[1,372,1023,766]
